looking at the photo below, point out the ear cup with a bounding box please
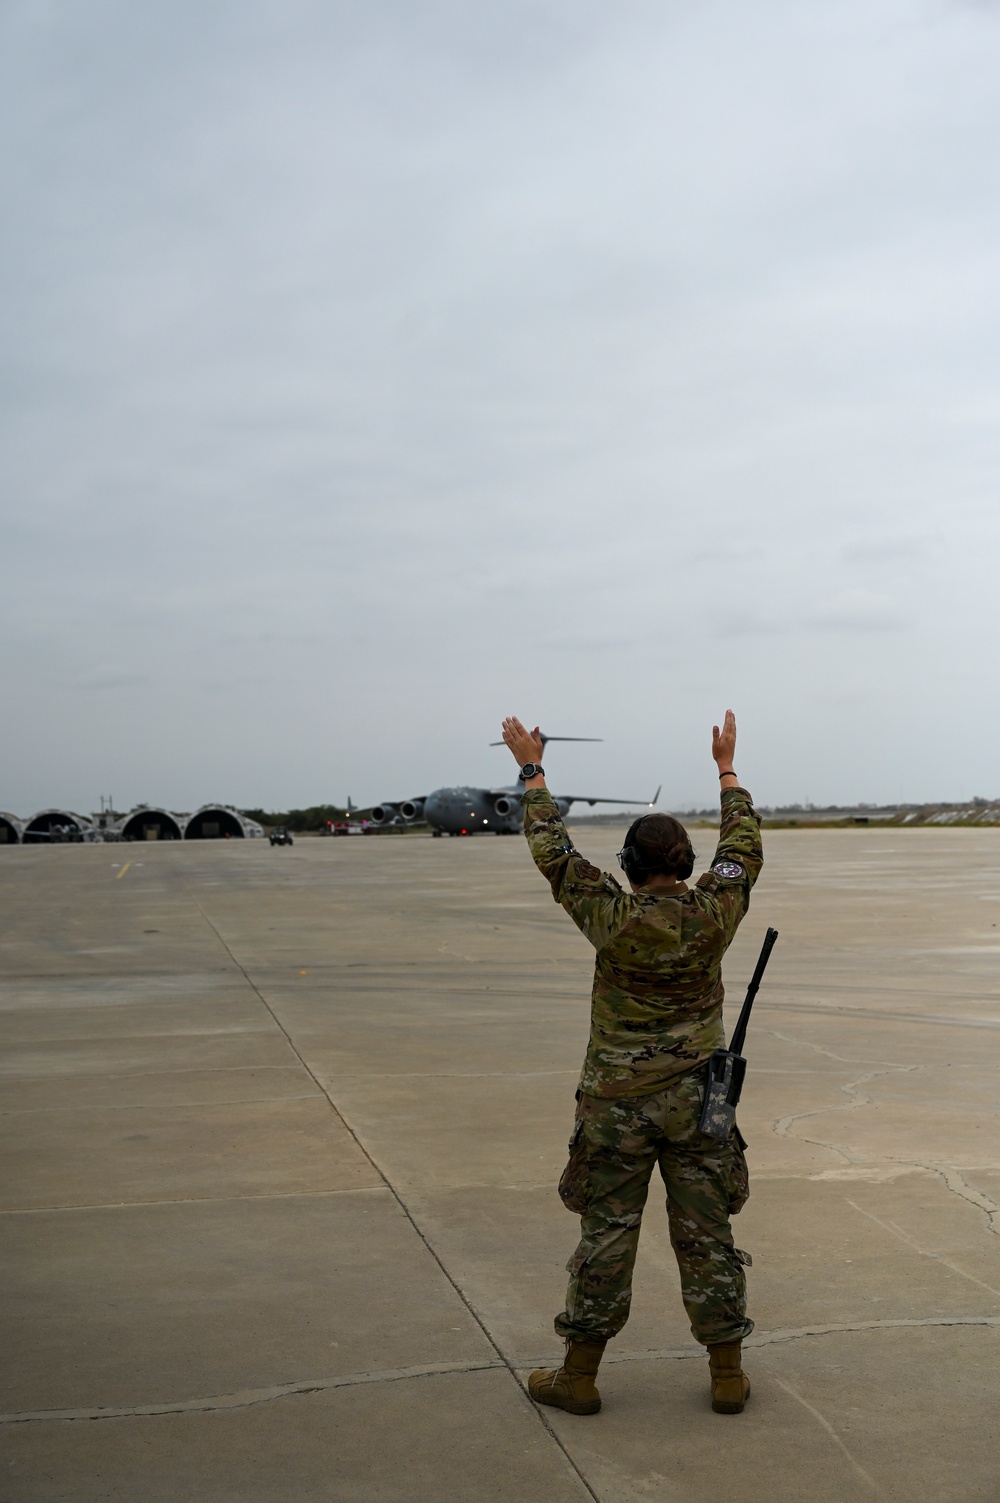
[618,816,648,878]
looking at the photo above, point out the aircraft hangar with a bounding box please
[0,806,264,843]
[0,812,23,844]
[183,805,249,840]
[22,809,91,844]
[118,807,184,842]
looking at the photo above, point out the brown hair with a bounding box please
[628,813,695,881]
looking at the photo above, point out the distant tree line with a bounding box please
[241,804,351,831]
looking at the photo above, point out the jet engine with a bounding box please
[369,803,397,826]
[400,799,425,822]
[492,795,519,817]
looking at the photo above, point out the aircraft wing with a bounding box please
[483,784,661,808]
[559,785,661,809]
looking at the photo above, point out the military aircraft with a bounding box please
[369,735,660,837]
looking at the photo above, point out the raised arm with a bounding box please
[501,715,625,950]
[698,709,763,936]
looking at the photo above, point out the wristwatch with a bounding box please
[518,763,545,781]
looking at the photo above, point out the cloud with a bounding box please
[2,0,1000,807]
[840,535,932,565]
[716,589,909,637]
[804,589,909,632]
[75,666,151,691]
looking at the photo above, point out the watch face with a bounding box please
[520,763,540,778]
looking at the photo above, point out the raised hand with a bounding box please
[712,710,737,773]
[501,716,544,767]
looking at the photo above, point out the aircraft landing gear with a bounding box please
[432,829,442,837]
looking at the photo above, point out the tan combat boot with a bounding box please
[528,1338,606,1415]
[708,1340,750,1414]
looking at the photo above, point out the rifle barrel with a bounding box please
[728,927,779,1057]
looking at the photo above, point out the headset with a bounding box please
[618,814,695,882]
[617,815,650,881]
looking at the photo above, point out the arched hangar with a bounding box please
[184,805,250,840]
[120,807,184,842]
[23,810,91,844]
[0,812,23,844]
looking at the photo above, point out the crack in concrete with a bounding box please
[0,1360,507,1426]
[16,1318,999,1428]
[573,1315,1000,1367]
[914,1161,1000,1237]
[773,1065,919,1164]
[763,1027,1000,1237]
[761,1028,916,1070]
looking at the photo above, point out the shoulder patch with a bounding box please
[575,859,602,881]
[713,859,745,880]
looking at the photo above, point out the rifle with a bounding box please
[698,927,779,1140]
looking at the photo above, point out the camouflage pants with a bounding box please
[555,1066,753,1347]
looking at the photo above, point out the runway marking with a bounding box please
[773,1377,885,1496]
[115,862,132,881]
[846,1199,1000,1299]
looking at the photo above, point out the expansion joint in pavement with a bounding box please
[184,888,603,1503]
[9,1318,1000,1429]
[593,1314,1000,1367]
[0,1361,508,1426]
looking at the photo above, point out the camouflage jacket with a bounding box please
[522,787,763,1098]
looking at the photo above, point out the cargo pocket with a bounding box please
[566,1246,589,1277]
[727,1126,750,1215]
[563,1245,593,1327]
[558,1118,591,1215]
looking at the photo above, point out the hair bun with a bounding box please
[630,813,695,881]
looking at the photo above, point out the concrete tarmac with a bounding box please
[2,826,999,1500]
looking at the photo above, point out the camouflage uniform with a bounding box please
[522,786,763,1347]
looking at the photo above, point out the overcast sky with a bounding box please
[2,0,999,816]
